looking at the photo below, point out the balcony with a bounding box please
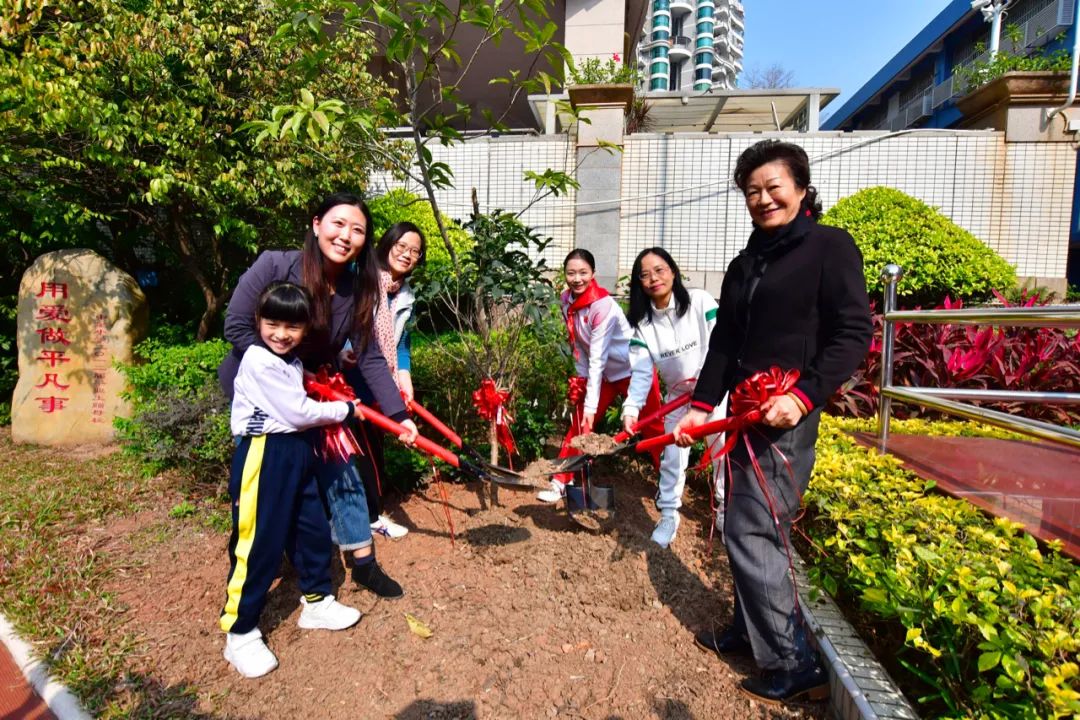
[668,35,693,61]
[669,0,694,17]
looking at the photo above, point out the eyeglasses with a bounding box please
[391,241,422,261]
[638,266,672,282]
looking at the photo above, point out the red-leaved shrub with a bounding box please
[828,292,1080,424]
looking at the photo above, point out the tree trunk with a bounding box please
[488,419,500,507]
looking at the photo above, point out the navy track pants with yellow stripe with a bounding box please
[220,433,333,634]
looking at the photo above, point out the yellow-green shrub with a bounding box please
[804,416,1080,718]
[821,187,1017,305]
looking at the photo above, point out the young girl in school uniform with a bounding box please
[622,248,726,548]
[537,249,665,503]
[220,282,363,679]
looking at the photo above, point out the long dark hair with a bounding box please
[300,192,379,350]
[376,221,427,277]
[733,140,822,219]
[627,247,690,328]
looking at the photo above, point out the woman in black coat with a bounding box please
[675,140,872,704]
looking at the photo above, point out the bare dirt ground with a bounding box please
[100,456,827,720]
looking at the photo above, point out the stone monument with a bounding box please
[12,249,148,445]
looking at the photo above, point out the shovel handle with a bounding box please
[356,402,461,468]
[407,400,463,449]
[613,391,692,443]
[634,417,731,454]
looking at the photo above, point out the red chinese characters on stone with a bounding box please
[36,282,68,299]
[36,396,69,413]
[36,327,72,345]
[31,278,75,413]
[89,313,110,423]
[35,305,73,324]
[36,349,70,368]
[35,374,70,390]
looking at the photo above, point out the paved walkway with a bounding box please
[855,432,1080,559]
[0,638,55,720]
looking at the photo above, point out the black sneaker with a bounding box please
[739,662,829,705]
[351,561,404,599]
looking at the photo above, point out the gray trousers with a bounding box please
[723,408,821,671]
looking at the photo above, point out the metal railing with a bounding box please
[876,264,1080,453]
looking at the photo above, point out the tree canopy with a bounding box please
[1,0,394,338]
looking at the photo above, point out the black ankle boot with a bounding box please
[694,626,751,657]
[351,560,404,599]
[740,661,829,704]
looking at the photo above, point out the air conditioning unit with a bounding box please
[932,77,954,108]
[1026,0,1075,47]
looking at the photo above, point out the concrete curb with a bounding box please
[793,556,920,720]
[0,613,93,720]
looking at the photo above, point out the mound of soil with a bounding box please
[102,459,825,719]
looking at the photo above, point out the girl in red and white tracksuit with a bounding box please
[537,249,664,503]
[623,247,726,548]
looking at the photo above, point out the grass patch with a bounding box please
[0,429,226,717]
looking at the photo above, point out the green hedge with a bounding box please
[115,338,233,481]
[804,416,1079,718]
[821,187,1017,305]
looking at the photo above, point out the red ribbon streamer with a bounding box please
[303,367,364,464]
[471,378,516,456]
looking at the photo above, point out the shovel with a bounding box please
[545,391,694,476]
[552,412,730,476]
[406,399,533,488]
[356,402,528,487]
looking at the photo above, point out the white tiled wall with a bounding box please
[373,130,1075,285]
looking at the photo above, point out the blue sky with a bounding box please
[742,0,955,118]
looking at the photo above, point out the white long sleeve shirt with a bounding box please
[624,288,718,416]
[231,344,351,436]
[562,291,632,414]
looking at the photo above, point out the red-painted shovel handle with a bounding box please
[407,400,463,449]
[612,391,693,443]
[356,402,460,468]
[634,416,732,453]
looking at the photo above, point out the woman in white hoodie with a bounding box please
[623,247,726,548]
[537,249,664,503]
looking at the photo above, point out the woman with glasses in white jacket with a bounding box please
[622,248,726,548]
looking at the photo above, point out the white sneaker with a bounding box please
[651,513,680,548]
[224,628,278,679]
[537,479,566,504]
[297,595,362,631]
[371,515,409,539]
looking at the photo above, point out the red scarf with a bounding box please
[564,280,609,359]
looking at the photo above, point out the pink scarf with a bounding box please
[376,270,403,381]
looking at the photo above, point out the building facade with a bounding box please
[824,0,1079,289]
[637,0,744,93]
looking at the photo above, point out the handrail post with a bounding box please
[877,264,903,453]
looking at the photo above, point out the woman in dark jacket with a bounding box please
[219,192,418,598]
[674,141,872,704]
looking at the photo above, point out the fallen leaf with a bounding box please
[405,613,433,639]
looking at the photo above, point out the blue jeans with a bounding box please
[314,456,373,551]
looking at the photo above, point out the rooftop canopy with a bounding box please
[528,87,839,134]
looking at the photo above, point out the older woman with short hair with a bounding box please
[675,140,872,704]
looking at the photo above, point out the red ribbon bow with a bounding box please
[566,376,587,405]
[471,378,516,456]
[303,367,364,463]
